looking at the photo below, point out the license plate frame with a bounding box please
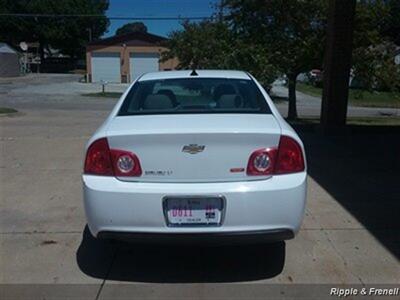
[162,195,226,227]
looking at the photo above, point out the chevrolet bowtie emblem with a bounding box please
[182,144,205,154]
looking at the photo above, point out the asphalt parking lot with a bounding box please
[0,74,399,299]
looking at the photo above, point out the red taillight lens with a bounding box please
[84,138,142,177]
[110,149,142,177]
[84,138,113,175]
[247,148,278,176]
[247,136,304,176]
[275,136,305,174]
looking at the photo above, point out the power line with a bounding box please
[0,13,215,20]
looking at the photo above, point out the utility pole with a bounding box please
[320,0,356,133]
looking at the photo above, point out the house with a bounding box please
[86,31,178,83]
[0,43,20,77]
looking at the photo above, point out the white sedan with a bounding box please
[83,70,306,244]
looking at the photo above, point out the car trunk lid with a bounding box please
[106,114,281,182]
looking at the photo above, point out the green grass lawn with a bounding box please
[81,92,122,98]
[296,83,400,108]
[0,107,18,114]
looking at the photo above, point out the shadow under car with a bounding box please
[76,226,286,283]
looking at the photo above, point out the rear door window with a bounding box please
[118,78,271,115]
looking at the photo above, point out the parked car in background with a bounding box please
[308,69,323,87]
[83,70,307,244]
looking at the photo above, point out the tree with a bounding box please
[223,0,328,120]
[321,0,399,131]
[223,0,399,119]
[116,22,147,35]
[162,20,278,86]
[0,0,109,59]
[351,1,400,92]
[380,0,400,46]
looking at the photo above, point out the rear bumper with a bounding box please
[97,229,294,245]
[83,172,307,240]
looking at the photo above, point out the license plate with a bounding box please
[163,197,224,226]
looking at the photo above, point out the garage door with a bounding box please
[130,53,159,81]
[91,52,120,83]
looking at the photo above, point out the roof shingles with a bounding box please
[88,31,167,47]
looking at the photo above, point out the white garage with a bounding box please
[130,53,159,80]
[87,31,178,83]
[91,52,120,83]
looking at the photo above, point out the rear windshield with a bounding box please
[118,78,271,115]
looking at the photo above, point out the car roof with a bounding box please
[138,70,251,81]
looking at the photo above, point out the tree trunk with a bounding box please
[287,74,298,120]
[320,0,356,133]
[39,41,45,63]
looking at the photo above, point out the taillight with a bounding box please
[275,135,305,174]
[247,148,277,176]
[247,135,304,176]
[84,138,113,175]
[110,149,142,177]
[84,138,142,177]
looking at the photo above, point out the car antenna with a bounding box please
[190,69,198,76]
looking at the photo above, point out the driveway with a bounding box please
[0,74,399,299]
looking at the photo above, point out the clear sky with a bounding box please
[104,0,219,38]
